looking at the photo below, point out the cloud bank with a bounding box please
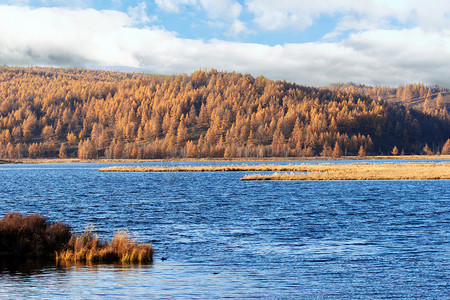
[0,3,449,87]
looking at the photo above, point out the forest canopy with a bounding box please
[0,66,449,159]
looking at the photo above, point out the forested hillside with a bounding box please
[0,67,449,159]
[331,83,450,114]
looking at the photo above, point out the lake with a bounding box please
[1,160,449,299]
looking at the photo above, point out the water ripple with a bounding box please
[0,162,449,298]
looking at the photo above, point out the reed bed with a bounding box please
[241,162,450,181]
[99,164,316,173]
[56,226,153,263]
[0,212,153,263]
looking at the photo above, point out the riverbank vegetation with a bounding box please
[99,164,316,172]
[0,212,153,263]
[1,154,449,165]
[240,162,450,180]
[0,67,449,161]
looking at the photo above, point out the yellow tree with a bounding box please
[6,142,15,159]
[358,145,366,157]
[423,144,433,155]
[176,119,188,148]
[320,143,332,157]
[41,125,54,141]
[332,141,342,158]
[271,129,286,157]
[391,146,399,155]
[185,140,198,158]
[442,139,450,155]
[28,143,40,158]
[59,143,67,158]
[436,93,445,109]
[67,132,77,145]
[22,114,37,141]
[1,130,11,144]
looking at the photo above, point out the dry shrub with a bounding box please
[0,212,71,258]
[46,222,72,252]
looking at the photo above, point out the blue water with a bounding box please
[0,161,449,299]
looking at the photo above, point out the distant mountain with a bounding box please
[330,83,450,112]
[98,65,146,73]
[0,67,449,159]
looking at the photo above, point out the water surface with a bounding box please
[1,160,449,298]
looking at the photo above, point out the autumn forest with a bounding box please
[0,67,449,160]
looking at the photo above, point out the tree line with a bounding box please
[0,66,449,159]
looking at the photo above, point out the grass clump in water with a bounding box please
[0,212,153,263]
[56,226,153,263]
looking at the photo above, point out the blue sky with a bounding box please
[1,0,450,86]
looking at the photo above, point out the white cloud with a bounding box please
[154,0,196,13]
[226,19,253,37]
[246,0,349,31]
[155,0,242,21]
[127,1,156,24]
[245,0,450,35]
[154,0,245,36]
[6,0,29,4]
[343,28,450,85]
[0,5,449,87]
[198,0,242,21]
[0,5,138,67]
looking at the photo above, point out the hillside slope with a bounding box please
[0,67,449,159]
[331,83,450,113]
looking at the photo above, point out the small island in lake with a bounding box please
[240,162,450,180]
[99,162,450,181]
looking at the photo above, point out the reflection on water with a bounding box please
[0,259,58,277]
[0,161,449,298]
[1,259,281,299]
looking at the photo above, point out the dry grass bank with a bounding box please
[99,164,316,172]
[0,212,153,263]
[2,154,449,165]
[240,162,450,181]
[98,160,450,175]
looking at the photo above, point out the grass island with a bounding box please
[99,162,450,181]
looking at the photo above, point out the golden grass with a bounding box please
[56,226,153,263]
[240,162,450,181]
[98,162,450,180]
[99,164,318,172]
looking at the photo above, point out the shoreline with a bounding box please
[1,155,449,165]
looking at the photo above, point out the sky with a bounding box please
[0,0,450,87]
